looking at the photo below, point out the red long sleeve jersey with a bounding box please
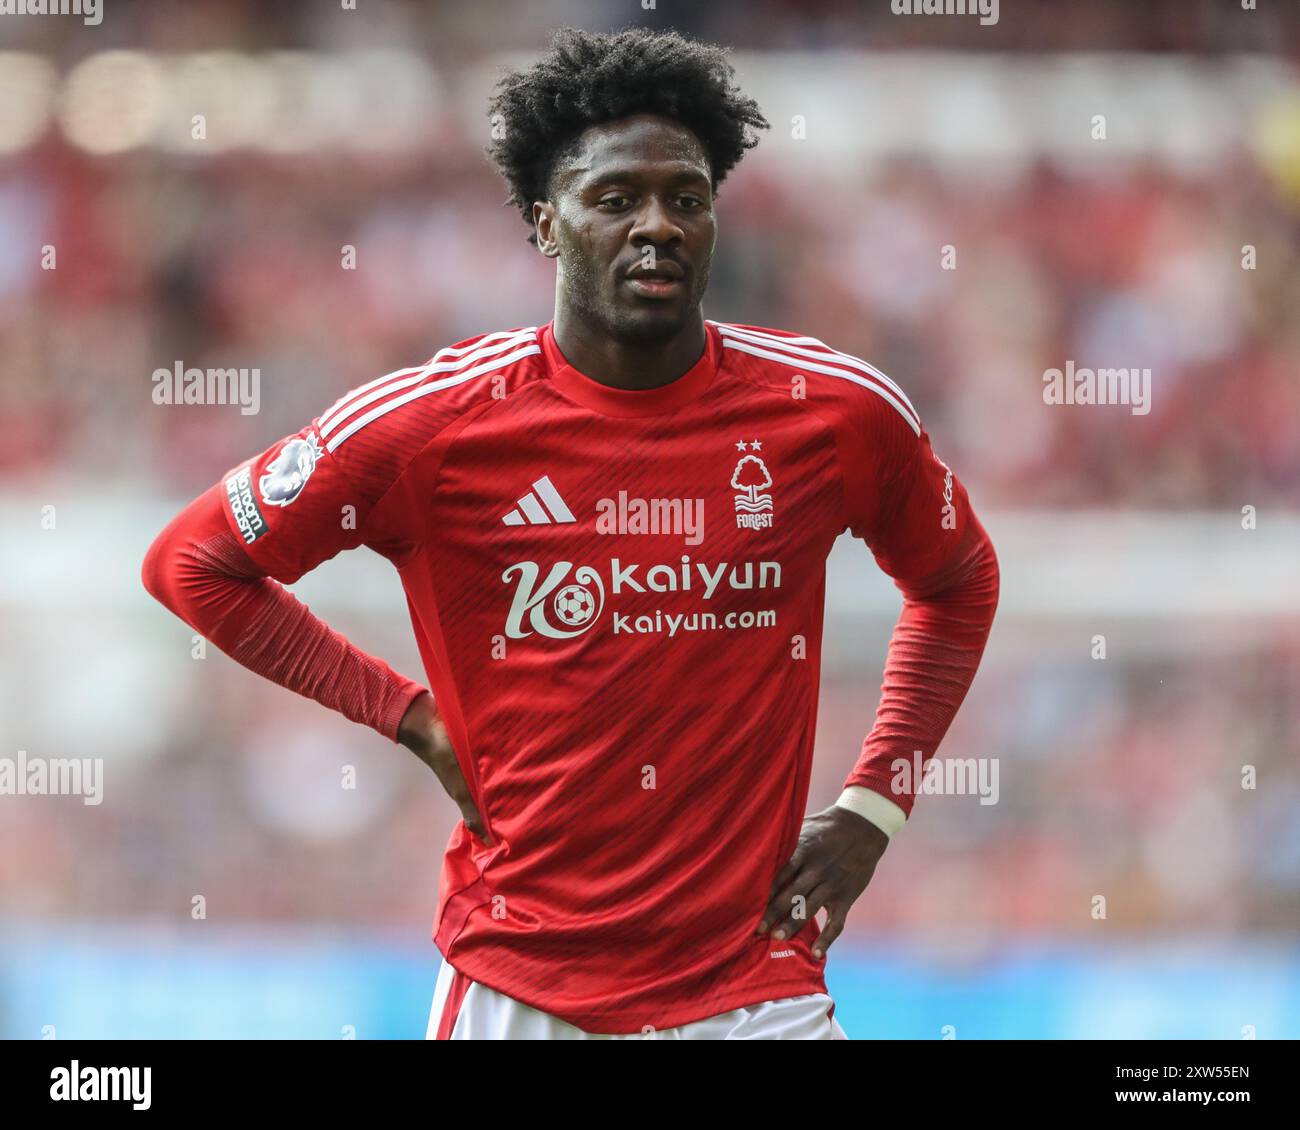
[183,319,997,1032]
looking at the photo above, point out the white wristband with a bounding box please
[834,785,906,840]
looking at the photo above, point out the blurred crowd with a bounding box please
[1,0,1296,57]
[3,634,1298,941]
[3,105,1298,510]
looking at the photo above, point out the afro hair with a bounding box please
[486,26,770,242]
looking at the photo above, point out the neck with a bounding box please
[552,301,707,391]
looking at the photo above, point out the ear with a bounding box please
[533,202,560,258]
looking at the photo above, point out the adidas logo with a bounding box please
[501,475,576,526]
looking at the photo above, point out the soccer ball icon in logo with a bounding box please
[553,583,596,627]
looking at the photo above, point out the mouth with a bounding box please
[623,260,687,301]
[624,276,685,299]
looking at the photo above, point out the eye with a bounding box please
[677,195,707,210]
[597,194,631,209]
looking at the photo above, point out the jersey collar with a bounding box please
[540,320,721,418]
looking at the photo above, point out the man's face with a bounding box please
[535,114,717,346]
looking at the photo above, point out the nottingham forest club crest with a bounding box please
[732,442,775,531]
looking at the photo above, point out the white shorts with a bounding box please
[426,960,848,1040]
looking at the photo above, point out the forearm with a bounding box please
[141,483,427,741]
[840,515,1000,827]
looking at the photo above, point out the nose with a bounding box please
[629,194,684,247]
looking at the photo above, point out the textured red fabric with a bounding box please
[843,510,1000,814]
[141,482,427,741]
